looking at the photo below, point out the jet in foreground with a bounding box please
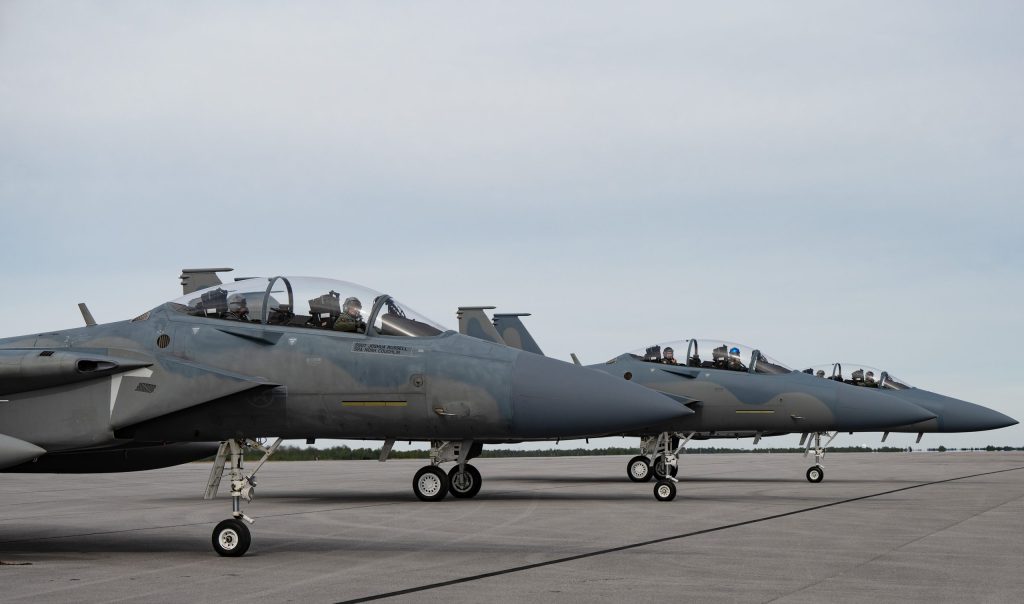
[0,271,689,556]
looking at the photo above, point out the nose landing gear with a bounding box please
[205,437,282,557]
[801,431,836,483]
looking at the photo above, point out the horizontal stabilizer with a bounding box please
[457,306,505,345]
[0,433,46,470]
[492,314,544,356]
[180,267,234,295]
[0,349,153,396]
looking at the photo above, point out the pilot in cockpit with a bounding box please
[224,294,249,322]
[865,371,877,386]
[726,346,746,371]
[333,297,367,333]
[660,347,679,365]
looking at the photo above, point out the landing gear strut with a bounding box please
[646,432,693,501]
[408,440,482,501]
[800,431,836,484]
[205,437,282,557]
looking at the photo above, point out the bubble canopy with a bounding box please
[627,339,792,375]
[803,363,912,390]
[167,276,447,337]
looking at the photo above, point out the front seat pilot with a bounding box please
[224,294,249,322]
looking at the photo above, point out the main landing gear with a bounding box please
[393,439,482,501]
[205,437,282,557]
[800,431,837,484]
[628,432,694,501]
[626,433,692,483]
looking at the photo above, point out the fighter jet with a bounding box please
[803,362,1018,444]
[0,270,690,556]
[456,309,937,500]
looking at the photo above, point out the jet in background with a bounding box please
[802,362,1017,444]
[0,270,689,556]
[456,309,936,500]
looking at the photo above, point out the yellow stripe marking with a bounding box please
[342,401,408,407]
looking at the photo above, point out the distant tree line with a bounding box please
[238,444,1024,461]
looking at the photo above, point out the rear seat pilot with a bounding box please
[333,297,367,333]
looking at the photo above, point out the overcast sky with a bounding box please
[1,1,1021,450]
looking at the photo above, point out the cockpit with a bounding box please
[802,363,912,391]
[626,339,793,375]
[166,276,447,337]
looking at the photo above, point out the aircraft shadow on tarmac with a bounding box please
[492,475,917,485]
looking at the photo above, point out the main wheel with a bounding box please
[413,466,449,501]
[212,518,251,557]
[627,456,652,482]
[448,464,483,498]
[806,465,824,483]
[653,480,677,502]
[651,457,679,480]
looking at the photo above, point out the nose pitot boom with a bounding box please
[509,352,692,439]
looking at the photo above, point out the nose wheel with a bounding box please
[806,465,824,483]
[627,456,652,482]
[653,479,677,502]
[212,518,251,557]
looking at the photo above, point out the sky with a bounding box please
[1,1,1022,451]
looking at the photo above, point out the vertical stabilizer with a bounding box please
[493,313,544,356]
[456,306,505,345]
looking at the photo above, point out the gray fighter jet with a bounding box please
[803,362,1018,443]
[456,310,938,500]
[0,270,690,556]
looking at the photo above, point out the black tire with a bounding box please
[652,457,680,480]
[653,479,677,502]
[212,518,251,557]
[413,466,449,502]
[806,465,824,483]
[627,456,652,482]
[448,464,483,498]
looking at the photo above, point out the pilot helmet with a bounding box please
[729,347,740,356]
[227,294,247,312]
[343,296,363,314]
[663,347,674,355]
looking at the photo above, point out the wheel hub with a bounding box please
[419,475,441,496]
[219,530,238,550]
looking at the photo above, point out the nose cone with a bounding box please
[834,385,936,430]
[509,352,692,438]
[896,389,1019,432]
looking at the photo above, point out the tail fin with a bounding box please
[492,313,544,356]
[456,306,505,345]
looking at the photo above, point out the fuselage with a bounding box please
[0,303,688,458]
[589,354,935,435]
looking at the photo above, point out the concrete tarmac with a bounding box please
[1,452,1023,603]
